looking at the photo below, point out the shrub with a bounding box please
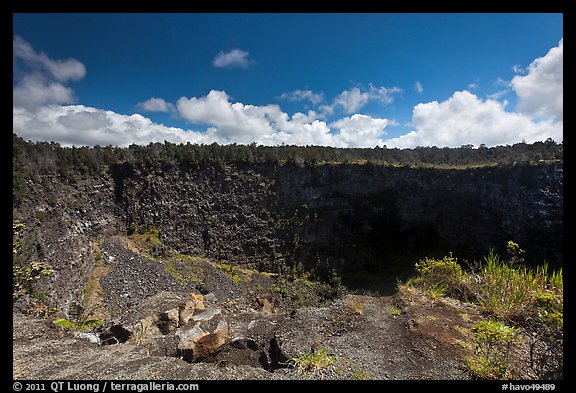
[13,220,56,317]
[413,253,470,299]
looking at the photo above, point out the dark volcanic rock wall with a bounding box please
[13,173,123,308]
[14,161,563,309]
[273,164,563,271]
[111,162,563,271]
[113,162,286,268]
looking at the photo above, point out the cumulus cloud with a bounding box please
[415,81,423,94]
[212,49,252,68]
[15,35,562,150]
[175,90,389,147]
[13,75,76,109]
[13,105,212,147]
[329,114,388,147]
[177,90,278,143]
[278,89,324,105]
[330,87,371,114]
[383,90,561,148]
[511,38,563,122]
[320,85,402,116]
[137,97,175,113]
[13,92,390,148]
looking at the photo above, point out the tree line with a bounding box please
[13,133,562,206]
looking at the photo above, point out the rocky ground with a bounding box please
[14,233,554,381]
[13,292,474,380]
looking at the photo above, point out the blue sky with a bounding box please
[13,13,563,148]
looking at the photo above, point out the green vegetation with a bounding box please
[13,220,55,315]
[288,348,335,378]
[271,271,340,312]
[127,226,205,285]
[345,297,365,315]
[403,241,563,380]
[534,291,563,328]
[129,225,164,252]
[463,319,518,379]
[476,247,541,319]
[473,319,517,344]
[11,260,54,293]
[216,263,247,284]
[384,303,402,318]
[34,210,46,223]
[412,253,470,300]
[52,317,104,332]
[164,258,200,285]
[13,133,563,209]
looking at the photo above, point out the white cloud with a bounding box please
[330,87,371,114]
[57,110,112,131]
[467,83,478,90]
[511,38,563,122]
[13,35,86,82]
[176,90,272,139]
[13,36,85,110]
[384,90,561,148]
[13,105,211,147]
[137,97,175,113]
[212,49,252,69]
[13,76,76,110]
[320,85,402,116]
[175,90,390,147]
[176,90,321,145]
[13,38,392,148]
[415,81,423,94]
[13,93,391,148]
[278,90,324,105]
[15,36,562,150]
[329,114,388,147]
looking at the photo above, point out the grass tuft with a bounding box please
[288,347,335,378]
